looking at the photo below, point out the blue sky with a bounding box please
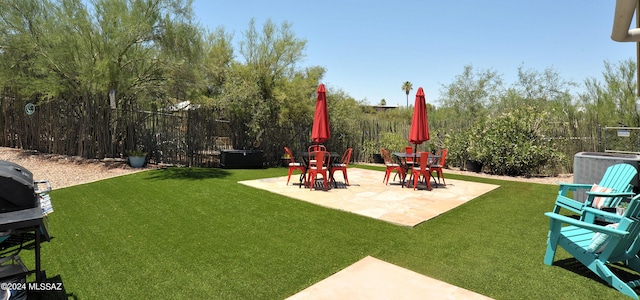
[192,0,636,107]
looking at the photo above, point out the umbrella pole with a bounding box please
[410,144,417,187]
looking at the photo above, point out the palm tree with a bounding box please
[402,81,413,107]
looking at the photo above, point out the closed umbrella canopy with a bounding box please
[409,87,430,146]
[311,83,330,144]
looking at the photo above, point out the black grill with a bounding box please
[0,161,37,214]
[0,160,52,285]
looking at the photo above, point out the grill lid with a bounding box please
[0,160,36,213]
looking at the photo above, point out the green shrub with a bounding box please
[360,139,379,162]
[470,107,564,176]
[379,131,407,153]
[444,129,471,168]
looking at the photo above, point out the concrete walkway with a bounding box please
[287,256,494,300]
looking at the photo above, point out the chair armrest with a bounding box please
[544,212,629,237]
[557,183,593,196]
[558,183,593,189]
[581,206,623,222]
[583,191,635,208]
[585,191,634,198]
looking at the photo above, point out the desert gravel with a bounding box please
[0,147,150,190]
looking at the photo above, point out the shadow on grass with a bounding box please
[554,257,640,293]
[144,167,231,181]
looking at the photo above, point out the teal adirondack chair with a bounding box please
[553,163,637,217]
[544,194,640,299]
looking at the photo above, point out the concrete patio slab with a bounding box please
[239,168,499,227]
[240,168,498,299]
[286,256,493,300]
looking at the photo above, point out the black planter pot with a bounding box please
[465,159,483,173]
[372,154,384,164]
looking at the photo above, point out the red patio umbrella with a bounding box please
[311,83,330,144]
[408,87,430,153]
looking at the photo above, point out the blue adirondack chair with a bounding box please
[552,163,637,217]
[544,194,640,299]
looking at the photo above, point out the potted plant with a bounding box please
[617,201,629,216]
[465,140,483,173]
[463,128,484,173]
[127,149,147,168]
[362,140,382,163]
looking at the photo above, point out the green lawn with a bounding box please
[19,166,632,299]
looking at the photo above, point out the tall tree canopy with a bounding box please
[0,0,206,156]
[216,18,323,153]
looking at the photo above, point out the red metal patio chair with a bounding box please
[409,152,432,190]
[284,147,306,186]
[404,146,414,166]
[307,145,327,168]
[308,144,327,152]
[307,150,329,191]
[430,149,448,187]
[401,146,416,182]
[381,148,406,185]
[330,148,353,186]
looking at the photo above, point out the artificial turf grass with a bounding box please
[35,168,409,299]
[17,166,635,299]
[394,174,627,300]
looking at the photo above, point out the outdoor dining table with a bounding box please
[297,151,341,188]
[393,152,441,188]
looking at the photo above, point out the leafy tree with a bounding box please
[494,65,576,113]
[221,18,308,151]
[272,65,326,151]
[438,64,503,126]
[274,67,325,128]
[580,59,638,128]
[238,18,306,101]
[435,65,504,165]
[325,87,364,151]
[200,27,234,100]
[0,0,206,156]
[92,0,203,108]
[216,63,263,149]
[496,66,579,170]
